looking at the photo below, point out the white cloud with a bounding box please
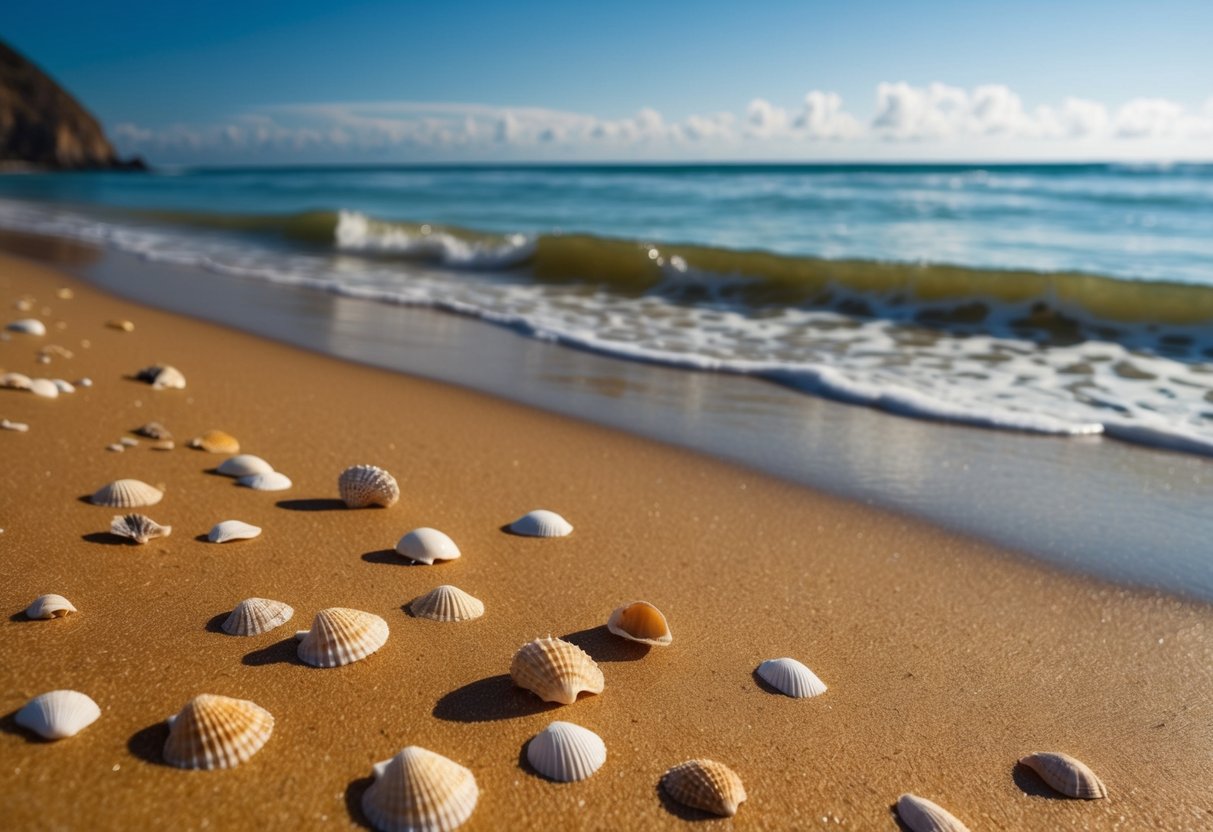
[796,91,862,140]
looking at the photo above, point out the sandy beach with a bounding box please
[2,248,1212,830]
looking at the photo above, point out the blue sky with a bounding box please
[6,0,1213,163]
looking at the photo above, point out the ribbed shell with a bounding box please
[757,657,828,698]
[509,637,604,705]
[0,371,33,389]
[208,520,262,543]
[216,455,274,477]
[606,601,672,646]
[1019,752,1108,799]
[339,464,400,508]
[661,759,747,817]
[296,607,390,667]
[136,364,186,390]
[526,721,607,782]
[897,794,972,832]
[237,471,292,491]
[25,593,77,619]
[189,429,240,453]
[508,509,573,537]
[163,694,274,769]
[222,598,294,636]
[110,513,172,544]
[90,479,163,508]
[16,690,100,740]
[6,318,46,335]
[409,586,484,622]
[361,746,479,832]
[29,378,58,398]
[134,421,172,440]
[396,528,461,564]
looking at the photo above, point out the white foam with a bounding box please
[334,210,535,269]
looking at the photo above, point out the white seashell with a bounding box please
[509,509,573,537]
[0,371,32,389]
[25,593,78,619]
[135,364,186,390]
[897,794,972,832]
[338,464,399,508]
[208,520,262,543]
[107,319,135,332]
[1019,752,1108,799]
[16,690,101,740]
[296,607,389,668]
[222,598,294,636]
[51,379,74,394]
[409,586,485,622]
[106,443,124,453]
[163,694,274,769]
[606,601,672,646]
[395,527,461,564]
[151,440,174,451]
[216,454,274,477]
[90,479,163,508]
[14,298,32,311]
[119,437,139,447]
[77,377,92,387]
[238,471,292,491]
[661,759,747,817]
[7,318,46,336]
[526,721,607,782]
[110,513,172,544]
[757,657,828,698]
[1,418,29,432]
[362,746,479,832]
[29,378,58,398]
[510,637,604,705]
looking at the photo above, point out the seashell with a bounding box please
[37,354,50,364]
[526,721,607,782]
[163,694,274,769]
[361,746,479,832]
[296,607,389,668]
[510,637,604,705]
[1019,752,1107,799]
[1,418,29,432]
[16,690,101,740]
[57,287,74,300]
[119,437,139,447]
[222,598,294,636]
[409,586,485,622]
[7,318,46,336]
[395,528,461,564]
[208,520,262,543]
[107,319,135,332]
[897,794,972,832]
[338,464,399,508]
[135,364,186,390]
[151,440,175,451]
[189,429,239,454]
[216,454,274,477]
[77,377,92,387]
[106,443,124,453]
[29,378,58,398]
[606,601,672,646]
[90,478,163,508]
[134,421,172,440]
[25,593,78,619]
[661,759,747,817]
[756,657,828,699]
[0,371,32,389]
[110,513,172,544]
[14,298,33,311]
[508,509,573,537]
[238,471,292,491]
[51,379,75,394]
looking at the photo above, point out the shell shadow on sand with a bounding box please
[360,549,408,566]
[0,710,53,743]
[344,774,375,830]
[126,721,172,766]
[432,674,561,723]
[751,668,786,696]
[655,780,725,822]
[204,611,230,634]
[1012,761,1074,799]
[275,498,349,512]
[561,625,651,662]
[80,531,138,546]
[241,635,303,667]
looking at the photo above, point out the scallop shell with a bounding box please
[756,657,828,699]
[189,429,239,454]
[90,479,163,508]
[163,694,274,769]
[661,759,747,817]
[25,593,77,619]
[509,637,604,705]
[338,464,399,508]
[361,746,479,832]
[16,690,101,740]
[110,513,172,544]
[1019,752,1107,799]
[0,371,32,389]
[897,794,972,832]
[296,607,390,667]
[29,378,59,398]
[216,454,274,477]
[606,601,672,646]
[208,520,262,543]
[395,528,461,564]
[134,421,172,440]
[1,418,29,432]
[136,364,186,390]
[7,318,46,335]
[508,509,573,537]
[238,471,292,491]
[409,586,484,622]
[526,721,607,782]
[222,598,294,636]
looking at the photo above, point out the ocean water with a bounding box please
[1,163,1212,455]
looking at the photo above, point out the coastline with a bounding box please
[2,250,1212,829]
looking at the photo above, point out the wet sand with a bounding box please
[1,250,1211,830]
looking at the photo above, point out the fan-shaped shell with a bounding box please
[7,318,46,335]
[134,421,172,440]
[409,586,484,622]
[606,601,672,646]
[222,598,294,636]
[897,794,972,832]
[216,454,273,477]
[396,528,461,564]
[362,746,479,832]
[90,479,163,508]
[338,464,399,508]
[526,721,607,782]
[136,364,186,390]
[296,607,389,667]
[508,509,573,537]
[26,593,78,619]
[29,378,58,398]
[757,657,828,699]
[0,371,32,389]
[509,637,604,705]
[1019,752,1107,799]
[16,690,100,740]
[163,694,274,769]
[189,429,239,454]
[661,759,747,817]
[208,520,262,543]
[110,513,172,544]
[237,471,292,491]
